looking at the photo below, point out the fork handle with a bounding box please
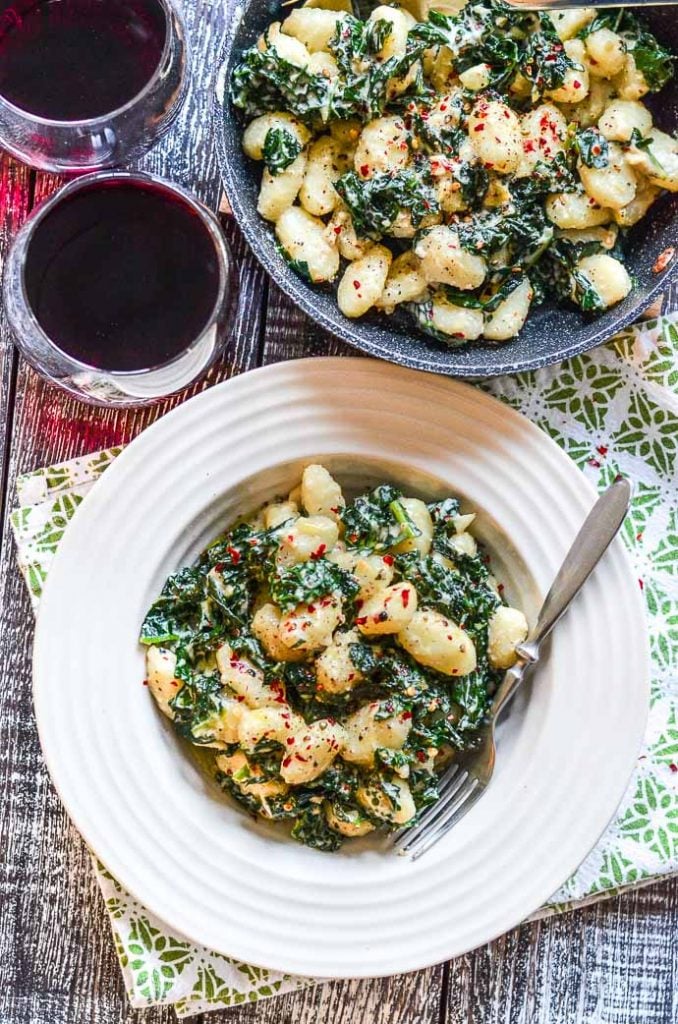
[516,476,632,663]
[490,477,631,718]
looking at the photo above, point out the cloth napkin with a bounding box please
[11,316,678,1016]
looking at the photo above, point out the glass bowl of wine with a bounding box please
[0,0,188,171]
[4,170,235,406]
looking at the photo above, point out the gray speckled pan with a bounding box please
[213,4,678,378]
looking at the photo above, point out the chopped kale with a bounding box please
[269,559,360,612]
[340,483,419,552]
[230,44,330,124]
[262,126,302,174]
[574,127,609,169]
[521,20,579,93]
[335,167,439,239]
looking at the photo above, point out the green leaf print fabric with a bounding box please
[11,316,677,1014]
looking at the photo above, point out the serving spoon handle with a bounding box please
[505,0,678,8]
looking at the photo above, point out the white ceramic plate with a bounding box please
[33,358,649,978]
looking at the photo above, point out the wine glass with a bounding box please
[0,0,188,172]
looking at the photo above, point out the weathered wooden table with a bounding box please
[1,2,676,1022]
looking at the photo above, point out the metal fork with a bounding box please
[504,0,676,9]
[393,476,632,860]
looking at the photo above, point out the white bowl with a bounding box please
[33,357,649,977]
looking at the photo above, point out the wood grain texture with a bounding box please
[0,0,676,1022]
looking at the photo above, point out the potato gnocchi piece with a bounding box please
[598,100,653,143]
[547,38,590,104]
[368,5,412,60]
[356,581,418,636]
[398,609,477,676]
[585,28,625,80]
[243,112,310,161]
[342,702,412,768]
[216,643,284,708]
[281,7,346,52]
[613,180,661,227]
[315,628,364,694]
[545,190,612,229]
[191,697,246,747]
[483,277,533,342]
[337,245,392,318]
[467,99,522,174]
[299,136,347,216]
[421,295,485,341]
[275,206,340,283]
[353,555,395,600]
[237,705,304,752]
[356,777,416,825]
[415,226,487,290]
[578,142,637,210]
[281,718,346,784]
[280,595,345,652]
[327,205,374,261]
[261,22,311,67]
[626,128,678,192]
[325,802,375,837]
[516,104,566,177]
[393,497,433,556]
[263,500,299,529]
[613,52,650,101]
[276,514,340,566]
[301,464,345,518]
[252,602,306,662]
[573,253,632,308]
[354,116,410,178]
[146,647,180,719]
[550,8,596,41]
[488,606,529,670]
[257,153,308,222]
[376,251,428,311]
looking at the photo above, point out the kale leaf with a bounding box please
[335,167,439,239]
[262,126,302,174]
[269,560,360,612]
[574,127,609,169]
[632,31,675,91]
[341,484,420,552]
[230,44,330,124]
[521,20,579,93]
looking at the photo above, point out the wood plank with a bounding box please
[444,879,678,1024]
[0,2,269,1022]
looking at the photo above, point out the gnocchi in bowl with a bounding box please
[216,0,678,374]
[140,464,528,851]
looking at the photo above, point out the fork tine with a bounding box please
[393,768,469,853]
[407,778,481,861]
[391,764,460,846]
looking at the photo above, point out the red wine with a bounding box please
[0,0,167,120]
[24,180,222,372]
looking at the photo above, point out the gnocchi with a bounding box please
[232,1,675,346]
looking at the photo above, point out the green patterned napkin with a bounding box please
[11,317,677,1015]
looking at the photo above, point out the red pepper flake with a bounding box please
[636,532,643,541]
[653,247,675,274]
[295,754,308,763]
[353,280,361,290]
[310,543,327,560]
[307,603,316,613]
[498,583,505,594]
[597,445,608,456]
[355,616,367,626]
[416,750,427,763]
[670,764,678,773]
[402,711,413,720]
[227,546,241,565]
[573,80,581,90]
[588,458,601,468]
[402,589,410,607]
[142,679,149,686]
[382,554,394,566]
[360,164,369,177]
[333,225,341,235]
[473,124,485,132]
[282,756,292,768]
[638,579,644,591]
[439,102,447,111]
